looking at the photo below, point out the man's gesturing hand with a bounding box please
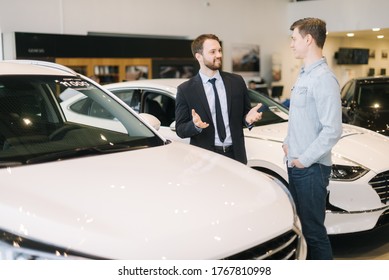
[192,109,209,129]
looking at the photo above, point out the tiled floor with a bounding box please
[331,224,389,260]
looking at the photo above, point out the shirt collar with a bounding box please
[199,70,221,84]
[301,57,326,75]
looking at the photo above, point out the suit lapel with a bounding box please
[220,72,232,118]
[194,74,212,121]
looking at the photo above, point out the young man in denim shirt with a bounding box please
[283,18,343,260]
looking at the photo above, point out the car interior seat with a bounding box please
[162,96,175,125]
[144,96,169,126]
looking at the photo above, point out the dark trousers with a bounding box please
[287,163,333,260]
[212,145,235,161]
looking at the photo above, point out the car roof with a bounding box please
[0,60,78,76]
[353,76,389,83]
[104,78,187,95]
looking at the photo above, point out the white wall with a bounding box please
[287,0,389,33]
[282,0,389,98]
[1,0,389,99]
[0,0,290,85]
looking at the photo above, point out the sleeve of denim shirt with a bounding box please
[298,72,343,167]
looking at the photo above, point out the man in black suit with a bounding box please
[175,34,262,164]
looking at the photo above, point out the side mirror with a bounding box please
[139,113,161,130]
[169,121,176,131]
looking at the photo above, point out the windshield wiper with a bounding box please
[26,144,147,164]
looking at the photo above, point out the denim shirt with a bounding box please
[284,58,342,167]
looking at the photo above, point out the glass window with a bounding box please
[247,89,288,126]
[0,75,163,166]
[143,91,175,126]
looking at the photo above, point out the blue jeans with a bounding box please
[287,163,333,260]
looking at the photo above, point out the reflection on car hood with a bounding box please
[334,124,389,172]
[245,123,287,142]
[0,142,293,260]
[246,123,389,172]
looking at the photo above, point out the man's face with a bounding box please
[290,28,308,59]
[198,39,222,70]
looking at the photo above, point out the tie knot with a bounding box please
[209,78,217,85]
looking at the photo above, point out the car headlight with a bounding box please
[0,231,93,260]
[330,164,369,181]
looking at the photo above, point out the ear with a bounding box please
[305,34,314,45]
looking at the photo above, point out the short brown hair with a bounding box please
[191,34,221,57]
[290,18,327,49]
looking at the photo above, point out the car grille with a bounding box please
[369,170,389,204]
[224,230,301,260]
[376,210,389,227]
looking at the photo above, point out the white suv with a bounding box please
[0,60,306,260]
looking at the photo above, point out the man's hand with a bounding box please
[290,159,304,168]
[282,144,288,156]
[192,109,209,128]
[245,103,263,125]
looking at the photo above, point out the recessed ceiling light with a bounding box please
[377,35,384,39]
[347,33,354,37]
[372,28,381,32]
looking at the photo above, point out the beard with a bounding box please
[204,57,222,71]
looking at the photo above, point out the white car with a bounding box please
[101,79,389,235]
[0,60,306,260]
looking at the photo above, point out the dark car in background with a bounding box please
[341,76,389,136]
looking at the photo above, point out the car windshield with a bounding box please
[358,83,389,109]
[247,89,289,126]
[0,75,164,167]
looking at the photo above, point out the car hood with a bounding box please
[245,122,389,172]
[0,142,293,260]
[334,124,389,172]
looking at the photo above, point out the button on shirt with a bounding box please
[284,58,342,167]
[199,71,232,146]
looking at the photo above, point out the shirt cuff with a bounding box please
[194,123,202,132]
[245,120,254,130]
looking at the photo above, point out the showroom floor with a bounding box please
[331,224,389,260]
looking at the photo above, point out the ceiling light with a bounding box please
[347,33,354,37]
[372,28,381,32]
[377,35,384,39]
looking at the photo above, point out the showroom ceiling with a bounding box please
[328,28,389,40]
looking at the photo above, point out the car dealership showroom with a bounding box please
[0,0,389,267]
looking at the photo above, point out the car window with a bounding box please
[0,75,163,167]
[112,89,141,113]
[343,82,356,106]
[341,80,352,100]
[143,91,175,126]
[358,83,389,108]
[247,89,288,126]
[69,97,116,119]
[345,82,356,105]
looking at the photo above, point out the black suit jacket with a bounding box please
[175,72,251,164]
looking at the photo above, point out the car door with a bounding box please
[110,87,186,143]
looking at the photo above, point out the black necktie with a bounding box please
[209,78,226,143]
